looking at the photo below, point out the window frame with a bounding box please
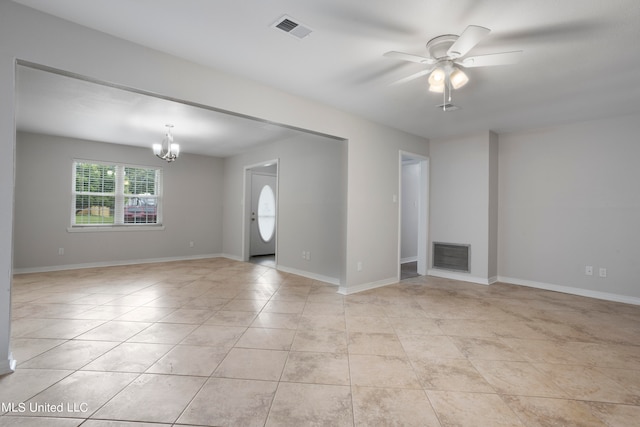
[70,159,164,231]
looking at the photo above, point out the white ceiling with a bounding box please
[12,0,640,155]
[16,65,324,157]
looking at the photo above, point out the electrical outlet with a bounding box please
[357,261,362,272]
[189,241,194,248]
[302,251,306,259]
[306,251,311,261]
[585,265,593,276]
[58,247,64,256]
[599,267,607,278]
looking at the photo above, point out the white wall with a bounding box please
[0,1,428,372]
[401,162,419,262]
[14,132,224,271]
[342,125,429,294]
[498,114,640,302]
[429,131,497,284]
[222,134,345,283]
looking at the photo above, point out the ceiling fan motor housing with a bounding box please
[426,35,459,59]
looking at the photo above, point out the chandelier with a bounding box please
[152,124,180,162]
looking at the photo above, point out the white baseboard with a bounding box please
[400,256,418,264]
[276,265,340,286]
[13,254,225,275]
[428,269,492,286]
[12,253,342,288]
[0,356,16,376]
[19,257,635,306]
[338,276,398,295]
[498,276,640,306]
[220,253,244,262]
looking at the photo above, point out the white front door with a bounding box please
[249,172,277,256]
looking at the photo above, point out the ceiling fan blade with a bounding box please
[447,25,490,58]
[384,51,435,65]
[391,69,433,85]
[459,51,523,67]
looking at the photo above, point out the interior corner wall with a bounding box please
[498,113,640,301]
[0,54,15,375]
[14,132,224,271]
[488,131,499,280]
[222,135,345,283]
[429,131,494,284]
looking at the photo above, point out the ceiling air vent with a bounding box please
[271,15,313,40]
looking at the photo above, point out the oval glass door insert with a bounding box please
[257,184,276,242]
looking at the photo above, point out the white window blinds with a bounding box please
[72,161,162,226]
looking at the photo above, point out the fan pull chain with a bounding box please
[443,82,446,107]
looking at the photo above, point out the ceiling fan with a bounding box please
[384,25,522,97]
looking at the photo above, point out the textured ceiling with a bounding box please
[12,0,640,155]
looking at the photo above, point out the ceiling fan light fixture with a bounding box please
[428,67,446,86]
[429,83,444,93]
[449,68,469,89]
[385,24,523,104]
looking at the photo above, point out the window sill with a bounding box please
[67,225,165,233]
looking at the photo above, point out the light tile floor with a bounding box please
[2,258,640,426]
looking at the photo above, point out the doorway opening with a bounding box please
[243,160,279,268]
[399,152,429,280]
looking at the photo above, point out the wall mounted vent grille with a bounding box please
[433,242,470,272]
[271,15,313,39]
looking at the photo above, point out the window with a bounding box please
[72,161,162,227]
